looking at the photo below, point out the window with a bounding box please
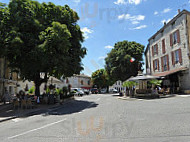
[153,59,159,71]
[173,31,178,44]
[88,80,90,85]
[162,39,166,54]
[175,50,179,63]
[172,49,182,65]
[153,44,158,55]
[170,30,180,46]
[81,80,83,85]
[163,56,168,71]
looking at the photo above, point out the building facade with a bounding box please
[110,80,126,92]
[145,9,190,93]
[62,74,92,89]
[0,58,17,101]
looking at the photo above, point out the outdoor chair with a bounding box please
[26,99,33,109]
[13,100,19,109]
[21,100,27,109]
[164,88,170,95]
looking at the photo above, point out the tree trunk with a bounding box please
[106,86,109,93]
[35,82,40,96]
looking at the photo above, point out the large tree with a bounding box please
[91,69,113,91]
[105,40,144,82]
[0,0,86,96]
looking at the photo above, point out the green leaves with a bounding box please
[149,79,162,86]
[0,0,86,95]
[105,40,144,82]
[91,69,113,89]
[123,81,138,88]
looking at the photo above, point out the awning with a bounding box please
[154,67,188,77]
[128,75,160,81]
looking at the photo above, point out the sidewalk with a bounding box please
[0,98,74,123]
[118,94,177,100]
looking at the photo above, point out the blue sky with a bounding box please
[2,0,190,76]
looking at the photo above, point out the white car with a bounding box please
[71,88,84,96]
[109,88,118,93]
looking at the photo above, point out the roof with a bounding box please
[75,74,91,78]
[128,75,160,81]
[154,67,188,77]
[48,76,62,84]
[148,9,190,42]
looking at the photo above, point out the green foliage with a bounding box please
[123,81,138,88]
[91,69,114,89]
[149,79,162,86]
[0,0,86,95]
[105,40,145,82]
[28,86,35,94]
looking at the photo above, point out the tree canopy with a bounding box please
[91,69,113,89]
[0,0,86,95]
[105,40,144,82]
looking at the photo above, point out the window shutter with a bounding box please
[162,39,165,54]
[161,57,164,72]
[157,59,160,71]
[177,29,180,43]
[170,34,173,46]
[156,44,158,55]
[171,51,175,65]
[179,48,182,63]
[153,60,155,71]
[167,55,170,71]
[152,46,154,56]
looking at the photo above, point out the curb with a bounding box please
[0,97,75,123]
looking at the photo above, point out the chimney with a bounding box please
[178,9,181,14]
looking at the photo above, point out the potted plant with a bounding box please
[123,81,138,97]
[149,79,162,97]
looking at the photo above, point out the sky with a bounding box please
[2,0,190,76]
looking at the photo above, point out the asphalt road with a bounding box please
[1,94,190,142]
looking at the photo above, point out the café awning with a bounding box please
[128,74,160,81]
[154,67,188,77]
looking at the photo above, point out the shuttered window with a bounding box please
[153,59,159,71]
[170,29,180,46]
[171,48,182,65]
[161,55,169,72]
[162,39,166,54]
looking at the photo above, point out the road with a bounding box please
[1,94,190,142]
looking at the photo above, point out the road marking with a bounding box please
[12,118,22,122]
[96,98,100,101]
[8,118,67,139]
[178,95,190,98]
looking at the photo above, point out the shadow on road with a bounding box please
[43,100,98,116]
[0,100,98,120]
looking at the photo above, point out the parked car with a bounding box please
[71,88,84,96]
[100,88,107,94]
[82,89,90,95]
[91,88,98,94]
[109,88,118,93]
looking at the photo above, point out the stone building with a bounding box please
[145,9,190,93]
[109,80,126,92]
[62,74,92,89]
[0,58,17,101]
